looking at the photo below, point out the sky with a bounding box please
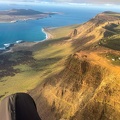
[0,0,120,5]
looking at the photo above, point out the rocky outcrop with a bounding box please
[30,53,120,120]
[70,29,78,38]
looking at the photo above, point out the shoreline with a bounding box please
[42,28,49,40]
[42,28,53,40]
[0,27,54,54]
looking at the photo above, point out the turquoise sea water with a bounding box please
[0,3,120,48]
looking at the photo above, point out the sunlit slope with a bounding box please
[30,12,120,120]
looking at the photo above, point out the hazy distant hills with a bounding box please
[0,9,44,15]
[0,9,57,23]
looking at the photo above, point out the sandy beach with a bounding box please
[42,28,53,40]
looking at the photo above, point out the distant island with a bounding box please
[0,9,57,23]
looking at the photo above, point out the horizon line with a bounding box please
[0,1,120,7]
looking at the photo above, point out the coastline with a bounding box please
[0,27,54,54]
[42,28,53,40]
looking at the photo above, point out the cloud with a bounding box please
[51,0,120,4]
[0,0,120,4]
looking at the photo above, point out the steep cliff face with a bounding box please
[30,12,120,120]
[31,53,120,120]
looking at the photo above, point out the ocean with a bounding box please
[0,3,120,49]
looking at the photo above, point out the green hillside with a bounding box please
[0,25,78,100]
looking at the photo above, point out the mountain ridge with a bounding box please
[0,11,120,120]
[29,12,120,120]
